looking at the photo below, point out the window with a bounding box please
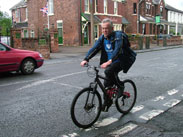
[15,9,21,22]
[95,0,98,13]
[0,44,6,51]
[48,0,54,15]
[114,1,118,14]
[85,0,89,12]
[160,6,163,17]
[113,24,122,31]
[94,25,99,39]
[146,3,151,15]
[30,30,35,38]
[104,0,107,14]
[133,3,137,14]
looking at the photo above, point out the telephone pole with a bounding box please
[90,0,94,46]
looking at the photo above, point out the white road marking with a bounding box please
[139,110,164,121]
[61,133,78,137]
[53,81,83,89]
[16,79,54,91]
[109,123,138,136]
[15,71,85,91]
[131,105,144,113]
[167,89,178,95]
[152,96,165,101]
[0,80,35,87]
[163,99,181,107]
[95,117,118,127]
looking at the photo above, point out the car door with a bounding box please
[0,43,19,72]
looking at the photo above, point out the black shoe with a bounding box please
[102,98,113,112]
[117,85,124,98]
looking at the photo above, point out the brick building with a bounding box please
[10,0,130,46]
[123,0,169,35]
[10,0,177,47]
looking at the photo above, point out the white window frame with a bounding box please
[85,0,89,13]
[95,0,98,13]
[114,1,118,15]
[30,30,35,38]
[104,0,107,14]
[57,20,63,29]
[24,29,29,38]
[48,0,54,15]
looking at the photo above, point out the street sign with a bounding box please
[155,15,160,23]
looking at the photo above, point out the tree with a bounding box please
[0,11,12,36]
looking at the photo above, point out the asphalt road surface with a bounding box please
[0,47,183,137]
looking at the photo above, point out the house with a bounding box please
[10,0,181,47]
[122,0,169,35]
[10,0,130,46]
[165,4,183,35]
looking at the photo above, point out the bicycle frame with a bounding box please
[88,67,108,98]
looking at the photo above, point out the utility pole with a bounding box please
[90,0,94,46]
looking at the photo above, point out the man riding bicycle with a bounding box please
[80,18,135,112]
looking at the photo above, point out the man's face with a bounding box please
[102,22,113,38]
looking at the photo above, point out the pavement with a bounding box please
[50,44,183,137]
[50,44,183,59]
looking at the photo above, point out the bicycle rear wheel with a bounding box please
[115,79,137,114]
[70,87,102,128]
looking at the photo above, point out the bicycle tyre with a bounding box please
[115,79,137,114]
[70,87,102,128]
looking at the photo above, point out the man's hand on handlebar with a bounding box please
[80,60,88,67]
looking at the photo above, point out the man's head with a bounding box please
[101,18,113,38]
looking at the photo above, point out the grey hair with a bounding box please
[102,18,113,28]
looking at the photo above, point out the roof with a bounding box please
[122,17,129,25]
[81,13,101,23]
[152,0,161,5]
[165,4,183,13]
[14,22,28,28]
[10,0,27,10]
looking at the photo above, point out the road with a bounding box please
[0,47,183,137]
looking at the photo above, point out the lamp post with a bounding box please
[137,0,144,34]
[90,0,94,46]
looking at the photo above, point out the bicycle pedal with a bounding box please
[123,92,130,97]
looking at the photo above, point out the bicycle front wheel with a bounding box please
[70,88,102,129]
[115,79,137,114]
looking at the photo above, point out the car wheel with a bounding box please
[21,58,35,75]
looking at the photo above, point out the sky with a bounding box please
[0,0,183,16]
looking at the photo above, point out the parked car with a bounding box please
[0,42,44,75]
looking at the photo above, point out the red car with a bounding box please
[0,42,44,75]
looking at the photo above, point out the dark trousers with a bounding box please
[104,62,123,89]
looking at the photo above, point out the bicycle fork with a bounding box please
[84,82,98,112]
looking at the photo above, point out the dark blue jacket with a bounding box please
[84,31,136,73]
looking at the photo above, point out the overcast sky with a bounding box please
[0,0,183,16]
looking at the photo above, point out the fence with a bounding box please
[129,35,183,50]
[10,28,59,59]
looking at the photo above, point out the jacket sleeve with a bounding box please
[110,32,123,61]
[84,35,103,62]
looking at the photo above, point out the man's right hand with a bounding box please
[80,60,88,67]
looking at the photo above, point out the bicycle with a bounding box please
[70,64,137,129]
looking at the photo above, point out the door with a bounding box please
[0,43,18,72]
[84,25,89,45]
[57,20,63,45]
